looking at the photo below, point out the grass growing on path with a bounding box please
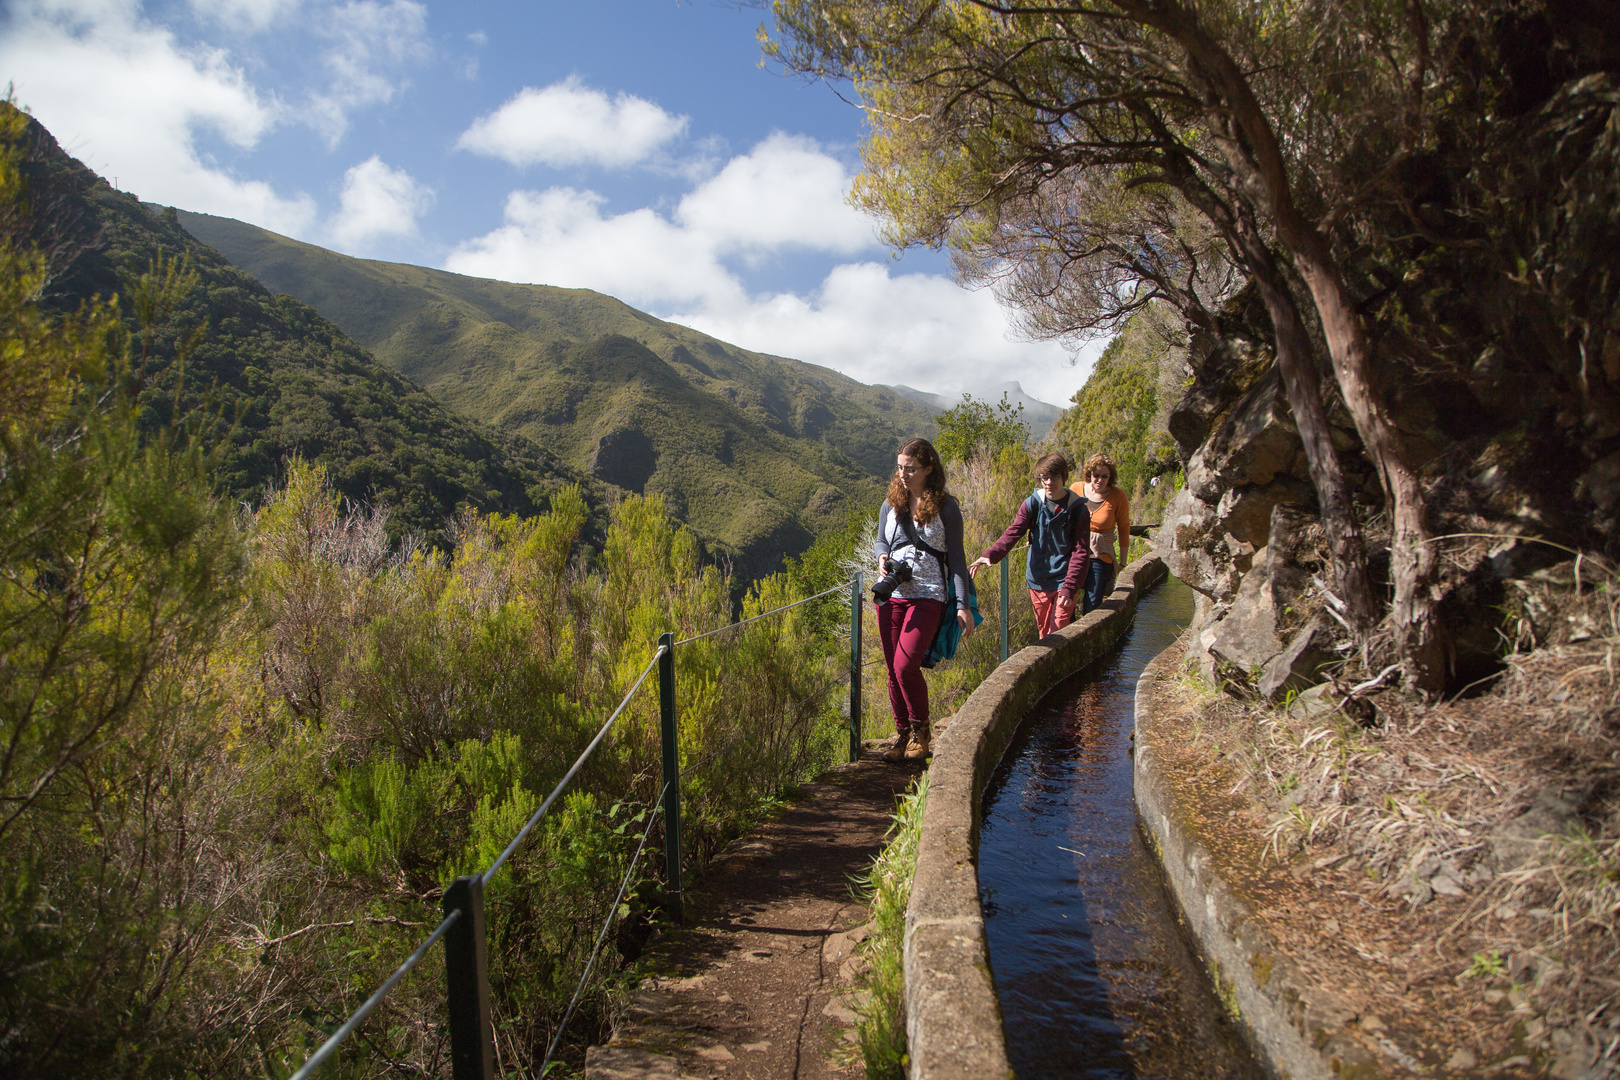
[852,774,928,1080]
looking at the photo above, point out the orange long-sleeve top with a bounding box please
[1069,482,1130,565]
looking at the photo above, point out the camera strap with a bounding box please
[897,509,950,588]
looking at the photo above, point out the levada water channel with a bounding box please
[978,575,1265,1079]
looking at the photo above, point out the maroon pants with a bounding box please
[876,598,945,734]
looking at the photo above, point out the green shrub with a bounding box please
[935,392,1028,465]
[854,775,928,1080]
[0,100,862,1077]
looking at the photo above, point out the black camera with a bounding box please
[871,558,912,601]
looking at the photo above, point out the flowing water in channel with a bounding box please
[978,576,1264,1080]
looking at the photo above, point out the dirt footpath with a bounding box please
[586,751,925,1080]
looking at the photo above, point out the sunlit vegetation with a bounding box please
[176,211,941,580]
[1053,307,1187,524]
[0,103,860,1075]
[850,775,927,1080]
[933,391,1028,466]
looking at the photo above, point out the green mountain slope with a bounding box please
[176,213,939,574]
[11,108,602,545]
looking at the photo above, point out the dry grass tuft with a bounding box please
[1179,555,1620,1073]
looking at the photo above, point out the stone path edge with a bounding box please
[904,555,1167,1080]
[1134,637,1384,1080]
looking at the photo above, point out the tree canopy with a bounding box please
[767,0,1620,693]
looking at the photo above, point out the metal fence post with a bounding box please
[849,572,862,762]
[1000,558,1010,662]
[657,633,682,923]
[443,876,495,1080]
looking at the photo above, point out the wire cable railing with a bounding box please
[482,646,666,888]
[537,778,670,1077]
[283,545,1077,1079]
[674,580,848,646]
[288,908,464,1080]
[991,543,1029,661]
[285,571,871,1080]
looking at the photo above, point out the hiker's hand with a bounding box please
[1057,592,1075,614]
[957,607,973,635]
[968,557,990,579]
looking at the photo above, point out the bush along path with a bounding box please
[586,751,928,1080]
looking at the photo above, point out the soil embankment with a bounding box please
[1136,637,1620,1079]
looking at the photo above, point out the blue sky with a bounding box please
[2,0,1100,405]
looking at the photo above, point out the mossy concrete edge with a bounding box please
[904,555,1166,1080]
[1134,640,1384,1080]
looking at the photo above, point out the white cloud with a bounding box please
[445,133,1082,406]
[670,264,1084,407]
[676,132,874,257]
[456,76,689,169]
[0,0,317,234]
[446,186,743,308]
[445,134,870,306]
[305,0,431,146]
[327,156,432,251]
[188,0,301,33]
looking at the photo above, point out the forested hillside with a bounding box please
[10,111,599,547]
[178,212,940,578]
[0,99,867,1078]
[1050,308,1186,522]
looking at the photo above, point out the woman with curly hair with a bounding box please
[1070,452,1130,614]
[872,437,973,762]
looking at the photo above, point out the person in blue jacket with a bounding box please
[968,452,1090,638]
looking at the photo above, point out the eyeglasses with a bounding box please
[1090,473,1111,482]
[1037,474,1063,482]
[897,464,925,474]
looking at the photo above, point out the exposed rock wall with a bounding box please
[1156,206,1619,697]
[1156,295,1371,693]
[1146,74,1620,698]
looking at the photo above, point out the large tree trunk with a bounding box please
[1163,156,1379,633]
[1289,245,1446,691]
[1230,214,1382,635]
[1144,1,1450,693]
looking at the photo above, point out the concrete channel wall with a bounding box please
[1135,641,1376,1080]
[904,555,1167,1080]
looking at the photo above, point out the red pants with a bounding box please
[1030,590,1074,639]
[876,598,945,733]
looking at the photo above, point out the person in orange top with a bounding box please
[1070,452,1130,613]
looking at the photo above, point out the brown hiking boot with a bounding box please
[904,728,931,760]
[881,728,910,763]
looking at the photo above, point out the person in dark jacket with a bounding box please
[873,437,973,762]
[968,452,1089,638]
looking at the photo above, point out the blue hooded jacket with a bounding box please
[979,488,1088,594]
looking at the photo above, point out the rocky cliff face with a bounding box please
[1155,261,1619,699]
[1156,292,1354,695]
